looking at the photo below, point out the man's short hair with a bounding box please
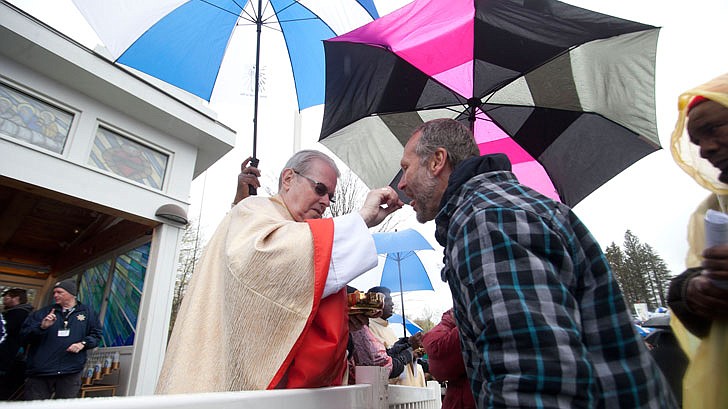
[413,118,480,169]
[278,150,341,189]
[2,288,28,304]
[368,286,391,295]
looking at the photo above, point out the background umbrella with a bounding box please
[373,229,434,337]
[643,314,671,329]
[635,325,655,338]
[72,0,379,165]
[389,313,423,337]
[319,0,660,207]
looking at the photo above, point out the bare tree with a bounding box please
[326,169,403,232]
[168,218,204,337]
[413,306,437,332]
[327,170,365,218]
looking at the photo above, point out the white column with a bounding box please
[126,223,182,395]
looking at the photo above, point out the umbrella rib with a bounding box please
[271,1,337,34]
[263,1,315,25]
[230,0,248,13]
[248,2,332,35]
[197,0,244,19]
[236,20,284,34]
[238,5,257,23]
[260,0,274,20]
[276,16,328,24]
[235,0,277,26]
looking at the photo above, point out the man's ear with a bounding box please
[281,168,295,190]
[430,148,449,175]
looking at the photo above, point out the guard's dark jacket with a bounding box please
[20,302,102,376]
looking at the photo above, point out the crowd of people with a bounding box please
[155,70,728,408]
[2,72,727,407]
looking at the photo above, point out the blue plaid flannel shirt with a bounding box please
[435,166,677,409]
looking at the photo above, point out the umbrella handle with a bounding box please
[248,157,260,196]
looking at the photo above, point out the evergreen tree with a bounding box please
[605,243,633,304]
[604,230,674,313]
[620,230,651,307]
[642,244,671,307]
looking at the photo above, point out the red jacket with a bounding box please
[422,310,475,409]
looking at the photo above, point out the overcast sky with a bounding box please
[10,0,728,319]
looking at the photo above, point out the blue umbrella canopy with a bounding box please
[373,228,433,254]
[72,0,379,159]
[372,229,435,337]
[389,313,423,336]
[380,253,434,292]
[372,229,434,293]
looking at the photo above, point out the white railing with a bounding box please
[0,367,441,409]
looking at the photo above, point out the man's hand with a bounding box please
[358,187,404,228]
[408,332,424,349]
[40,308,56,329]
[233,157,261,206]
[687,245,728,319]
[67,342,85,353]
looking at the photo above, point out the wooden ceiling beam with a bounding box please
[0,249,53,269]
[0,265,50,278]
[0,176,157,227]
[0,192,38,247]
[53,220,153,274]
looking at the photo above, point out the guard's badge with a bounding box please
[77,314,86,321]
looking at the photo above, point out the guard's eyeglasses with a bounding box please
[293,170,336,203]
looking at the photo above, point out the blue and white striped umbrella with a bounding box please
[72,0,379,157]
[389,313,423,337]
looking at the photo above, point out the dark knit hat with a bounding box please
[54,279,77,296]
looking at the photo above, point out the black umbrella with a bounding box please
[319,0,660,207]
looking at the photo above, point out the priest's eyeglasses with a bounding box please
[293,170,336,203]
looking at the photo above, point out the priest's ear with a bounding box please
[280,168,296,191]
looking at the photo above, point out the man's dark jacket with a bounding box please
[20,302,102,376]
[0,303,32,372]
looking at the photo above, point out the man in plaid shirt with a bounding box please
[397,118,677,408]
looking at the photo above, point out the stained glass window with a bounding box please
[103,243,149,347]
[88,127,168,190]
[0,82,73,154]
[77,242,150,347]
[78,261,111,311]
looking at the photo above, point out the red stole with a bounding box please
[267,218,349,389]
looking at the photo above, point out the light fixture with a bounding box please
[155,204,189,225]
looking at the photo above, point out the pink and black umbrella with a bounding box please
[319,0,660,206]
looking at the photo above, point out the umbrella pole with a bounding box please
[466,97,479,135]
[397,256,407,338]
[249,0,263,193]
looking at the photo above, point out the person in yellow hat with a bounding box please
[668,72,728,409]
